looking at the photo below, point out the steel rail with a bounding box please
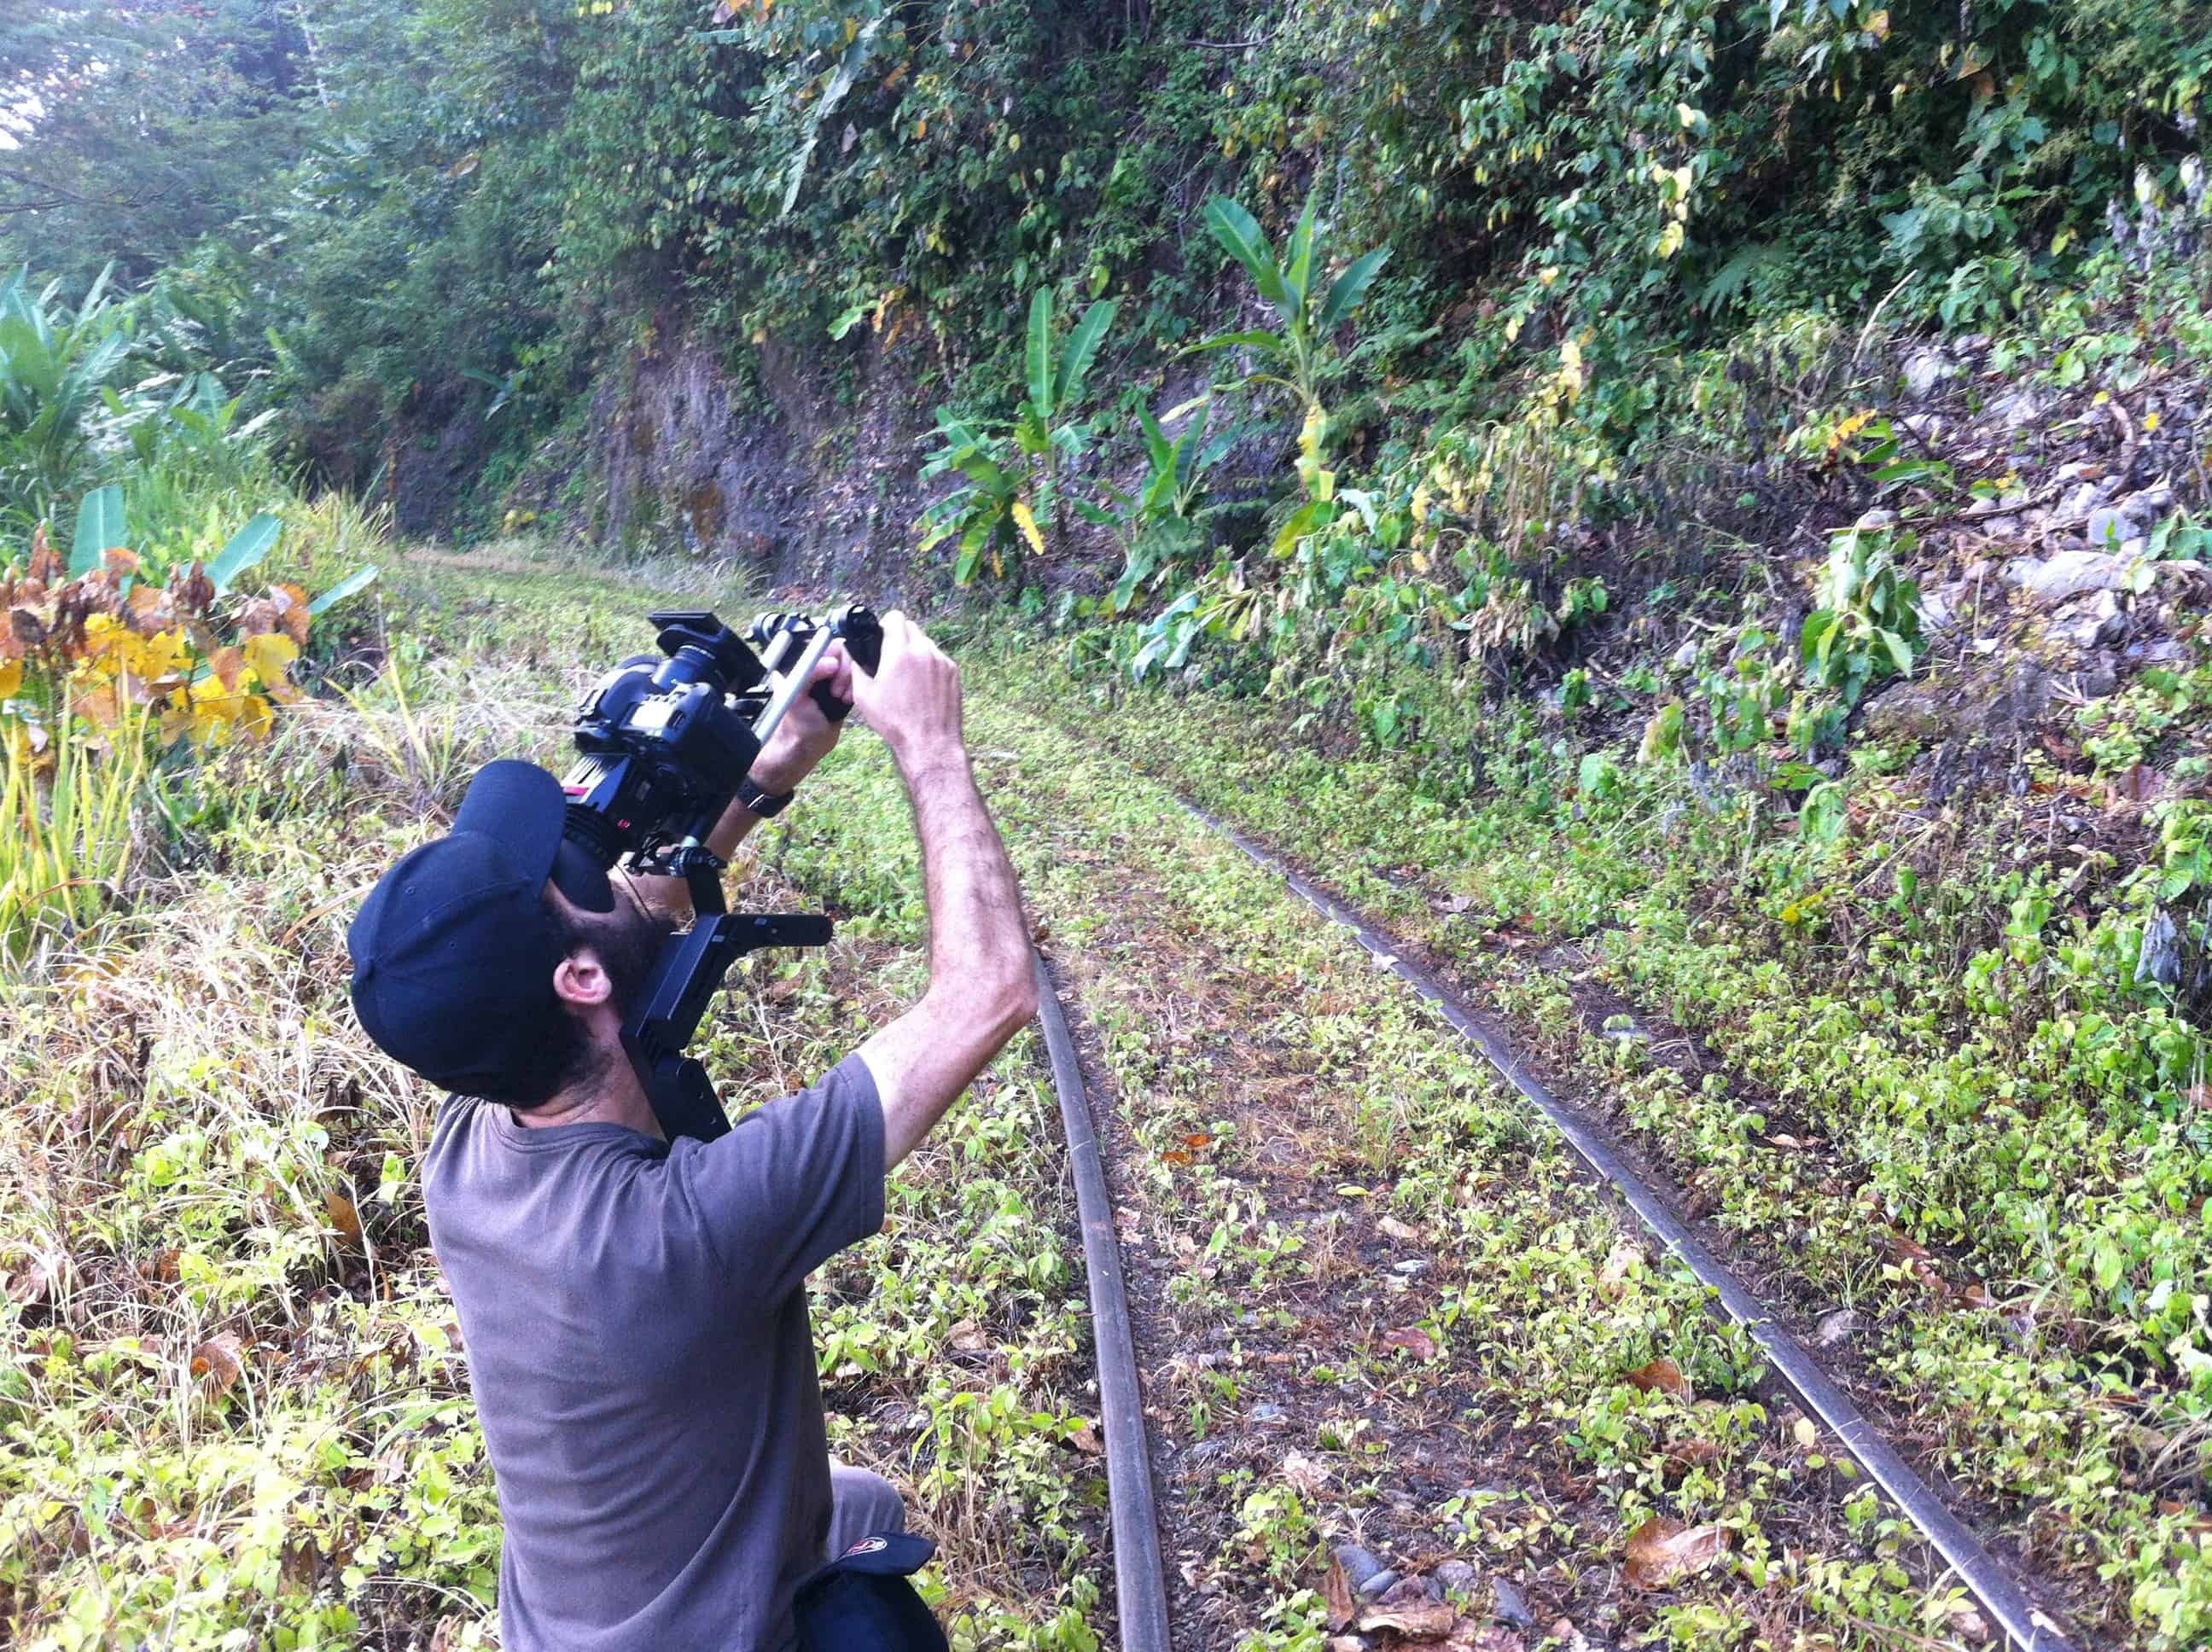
[1175,801,2077,1652]
[1032,951,1173,1652]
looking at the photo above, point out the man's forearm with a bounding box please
[862,753,1035,1165]
[907,760,1030,1002]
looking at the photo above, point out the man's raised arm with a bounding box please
[850,614,1036,1166]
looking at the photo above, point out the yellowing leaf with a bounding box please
[0,660,19,699]
[242,631,300,690]
[1010,500,1045,556]
[208,646,246,689]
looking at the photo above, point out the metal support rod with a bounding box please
[748,625,836,751]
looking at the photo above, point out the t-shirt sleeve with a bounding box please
[677,1053,887,1306]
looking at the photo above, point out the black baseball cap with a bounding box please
[348,760,615,1092]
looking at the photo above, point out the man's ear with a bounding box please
[552,946,615,1010]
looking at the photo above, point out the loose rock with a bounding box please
[1435,1560,1481,1597]
[2138,910,2182,988]
[1816,1308,1862,1347]
[1335,1544,1388,1593]
[1493,1577,1537,1628]
[2007,550,2128,602]
[2048,589,2127,651]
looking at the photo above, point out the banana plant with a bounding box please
[1190,195,1389,558]
[918,288,1116,585]
[1194,195,1390,415]
[1102,395,1243,614]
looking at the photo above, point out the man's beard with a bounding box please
[591,898,678,1021]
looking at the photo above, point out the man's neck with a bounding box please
[510,1049,665,1141]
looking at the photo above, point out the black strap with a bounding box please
[736,775,795,817]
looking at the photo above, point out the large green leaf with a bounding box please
[1284,195,1320,312]
[1202,198,1289,312]
[1318,247,1394,332]
[208,511,282,594]
[1183,329,1285,357]
[70,486,125,576]
[1054,300,1116,414]
[308,563,380,617]
[1269,498,1333,560]
[1024,289,1054,418]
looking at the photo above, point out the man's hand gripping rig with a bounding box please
[560,604,884,1143]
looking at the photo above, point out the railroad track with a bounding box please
[1027,801,2082,1652]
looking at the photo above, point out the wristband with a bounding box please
[736,776,795,818]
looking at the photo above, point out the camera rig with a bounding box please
[559,603,883,1143]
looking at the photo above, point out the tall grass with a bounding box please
[0,691,160,969]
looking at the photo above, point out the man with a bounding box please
[346,613,1036,1651]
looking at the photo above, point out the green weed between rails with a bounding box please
[980,649,2212,1646]
[0,558,1102,1652]
[961,701,1969,1652]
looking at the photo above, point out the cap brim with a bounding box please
[454,761,568,885]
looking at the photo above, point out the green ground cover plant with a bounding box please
[0,557,1104,1650]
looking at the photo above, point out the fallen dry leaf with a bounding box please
[1324,1558,1358,1632]
[1625,1357,1690,1397]
[1283,1450,1330,1497]
[325,1190,363,1244]
[947,1319,990,1352]
[4,1253,57,1306]
[1446,1626,1526,1652]
[191,1332,247,1396]
[1360,1578,1458,1638]
[1382,1324,1438,1359]
[1068,1418,1104,1456]
[1663,1437,1720,1473]
[1379,1214,1421,1242]
[1624,1517,1731,1589]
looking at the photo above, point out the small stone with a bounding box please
[1669,637,1700,671]
[1816,1308,1862,1347]
[1358,1569,1400,1599]
[2086,506,2129,549]
[1863,683,1948,744]
[2058,481,2107,521]
[1336,1544,1386,1591]
[2138,910,2183,988]
[2049,589,2127,650]
[1435,1560,1481,1596]
[1493,1578,1537,1628]
[1249,1402,1288,1423]
[1392,1258,1428,1276]
[2008,550,2127,602]
[1854,506,1899,530]
[1987,388,2044,430]
[1904,351,1950,398]
[2081,658,2120,698]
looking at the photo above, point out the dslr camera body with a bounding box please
[560,604,882,1143]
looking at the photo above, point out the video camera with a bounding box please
[560,603,884,1143]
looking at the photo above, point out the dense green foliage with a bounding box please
[4,1,2204,490]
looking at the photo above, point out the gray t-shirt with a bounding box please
[423,1055,886,1652]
